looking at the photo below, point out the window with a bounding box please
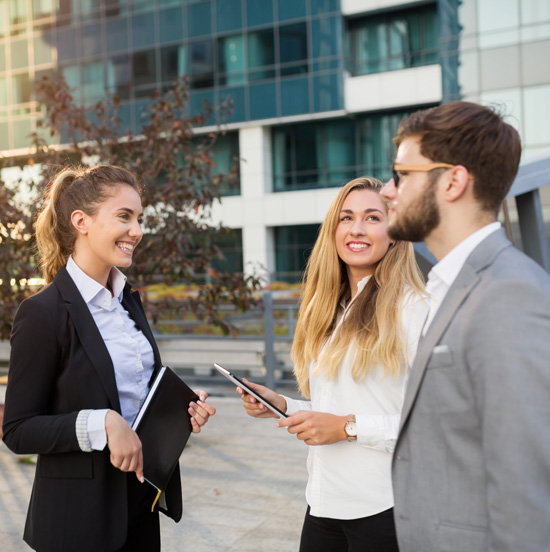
[81,22,102,57]
[216,0,242,33]
[211,132,240,196]
[106,17,128,52]
[279,22,308,76]
[273,119,355,191]
[132,50,156,87]
[160,45,186,83]
[273,224,320,283]
[61,64,81,102]
[132,13,155,49]
[348,4,438,76]
[247,0,274,27]
[11,38,29,70]
[273,110,415,192]
[57,26,77,62]
[188,40,214,89]
[106,55,130,99]
[158,6,183,44]
[34,31,54,65]
[10,0,28,25]
[218,34,245,85]
[248,29,275,81]
[210,228,243,274]
[82,60,104,103]
[0,77,8,106]
[12,73,31,104]
[32,0,59,19]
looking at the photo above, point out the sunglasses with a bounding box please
[392,163,455,187]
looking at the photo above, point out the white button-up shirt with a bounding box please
[66,257,155,451]
[284,277,429,520]
[422,222,501,335]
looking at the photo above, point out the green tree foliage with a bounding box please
[0,75,261,341]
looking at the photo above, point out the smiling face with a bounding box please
[334,189,392,280]
[72,183,143,285]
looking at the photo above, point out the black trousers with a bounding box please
[299,506,399,552]
[116,473,161,552]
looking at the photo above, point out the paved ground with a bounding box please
[0,384,308,551]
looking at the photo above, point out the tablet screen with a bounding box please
[213,363,288,418]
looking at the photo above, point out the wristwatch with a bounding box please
[344,414,357,442]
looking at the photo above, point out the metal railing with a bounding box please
[151,291,298,390]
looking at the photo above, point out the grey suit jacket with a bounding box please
[392,229,550,552]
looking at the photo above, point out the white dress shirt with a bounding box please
[66,257,155,452]
[422,222,501,335]
[283,276,429,520]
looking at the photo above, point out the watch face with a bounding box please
[345,422,357,437]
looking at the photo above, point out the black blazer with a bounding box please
[2,267,182,552]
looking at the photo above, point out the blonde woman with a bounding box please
[2,165,215,552]
[238,177,428,551]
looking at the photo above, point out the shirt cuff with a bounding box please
[280,395,311,415]
[76,410,93,452]
[356,413,400,453]
[87,409,110,451]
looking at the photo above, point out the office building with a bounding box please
[1,0,549,281]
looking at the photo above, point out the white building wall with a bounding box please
[210,128,339,281]
[342,0,426,16]
[459,0,550,162]
[345,65,442,113]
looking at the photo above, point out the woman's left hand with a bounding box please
[189,390,216,433]
[276,411,347,446]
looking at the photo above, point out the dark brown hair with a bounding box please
[395,101,521,214]
[35,165,142,283]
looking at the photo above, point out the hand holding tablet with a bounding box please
[214,363,288,418]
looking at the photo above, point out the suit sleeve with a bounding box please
[2,298,80,455]
[466,277,550,551]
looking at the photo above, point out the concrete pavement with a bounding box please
[0,385,308,551]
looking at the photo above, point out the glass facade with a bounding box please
[272,108,414,192]
[0,0,345,150]
[211,131,241,196]
[211,228,243,275]
[273,224,320,283]
[347,4,438,76]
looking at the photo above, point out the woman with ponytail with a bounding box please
[2,165,215,552]
[237,177,428,551]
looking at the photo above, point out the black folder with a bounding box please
[132,366,199,492]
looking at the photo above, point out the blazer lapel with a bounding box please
[54,267,121,412]
[399,229,512,432]
[399,265,479,431]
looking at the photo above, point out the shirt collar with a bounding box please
[340,274,372,309]
[66,256,127,305]
[429,222,501,289]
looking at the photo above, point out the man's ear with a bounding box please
[71,210,89,235]
[443,165,471,203]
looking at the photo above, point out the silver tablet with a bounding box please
[213,363,288,418]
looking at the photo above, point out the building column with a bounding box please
[238,126,275,282]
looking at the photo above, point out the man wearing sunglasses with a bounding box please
[381,101,550,552]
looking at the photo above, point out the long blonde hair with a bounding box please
[35,165,141,283]
[291,177,425,398]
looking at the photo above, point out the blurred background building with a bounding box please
[1,0,549,282]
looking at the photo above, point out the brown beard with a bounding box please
[387,171,441,243]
